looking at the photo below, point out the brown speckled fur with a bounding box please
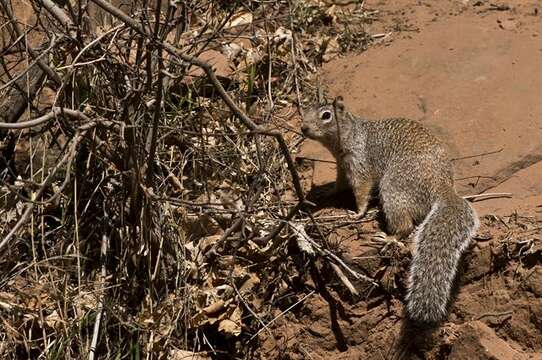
[301,96,479,323]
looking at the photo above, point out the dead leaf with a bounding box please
[73,292,97,318]
[218,319,242,336]
[322,37,340,62]
[225,13,253,29]
[45,309,64,328]
[203,299,225,315]
[169,349,210,360]
[273,27,293,45]
[239,273,260,295]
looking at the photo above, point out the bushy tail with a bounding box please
[405,193,479,323]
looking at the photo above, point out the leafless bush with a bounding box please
[0,0,372,358]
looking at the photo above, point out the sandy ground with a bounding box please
[301,0,542,220]
[271,1,542,359]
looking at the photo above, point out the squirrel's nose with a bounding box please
[301,124,309,135]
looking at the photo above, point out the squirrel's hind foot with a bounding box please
[371,231,407,255]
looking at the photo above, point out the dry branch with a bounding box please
[0,107,90,129]
[38,0,74,29]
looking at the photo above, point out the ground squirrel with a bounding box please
[301,96,479,323]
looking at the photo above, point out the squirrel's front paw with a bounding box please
[347,208,368,220]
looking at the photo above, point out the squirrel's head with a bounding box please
[301,96,346,146]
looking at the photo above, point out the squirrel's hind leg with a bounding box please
[379,174,416,239]
[384,206,414,239]
[379,187,415,238]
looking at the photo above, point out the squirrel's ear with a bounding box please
[317,85,326,105]
[333,96,345,112]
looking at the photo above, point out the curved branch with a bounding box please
[0,107,91,129]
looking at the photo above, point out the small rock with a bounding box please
[497,18,519,31]
[525,267,542,297]
[464,245,492,281]
[449,321,530,360]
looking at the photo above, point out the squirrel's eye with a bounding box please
[320,110,332,123]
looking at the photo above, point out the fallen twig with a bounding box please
[248,290,315,342]
[463,192,512,201]
[451,148,503,161]
[289,221,378,287]
[473,310,513,321]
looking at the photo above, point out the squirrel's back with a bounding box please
[347,117,456,223]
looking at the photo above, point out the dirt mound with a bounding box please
[256,213,542,359]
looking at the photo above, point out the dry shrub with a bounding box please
[0,0,372,358]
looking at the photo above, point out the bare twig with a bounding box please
[451,148,503,161]
[0,36,57,92]
[463,192,513,201]
[330,262,359,296]
[473,310,513,321]
[0,66,45,129]
[249,290,315,342]
[38,0,74,29]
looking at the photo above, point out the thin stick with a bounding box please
[473,310,513,321]
[330,262,359,296]
[89,234,108,360]
[232,283,273,339]
[463,192,512,201]
[287,2,302,107]
[452,148,503,161]
[0,35,57,92]
[0,123,95,251]
[39,0,74,29]
[249,290,315,342]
